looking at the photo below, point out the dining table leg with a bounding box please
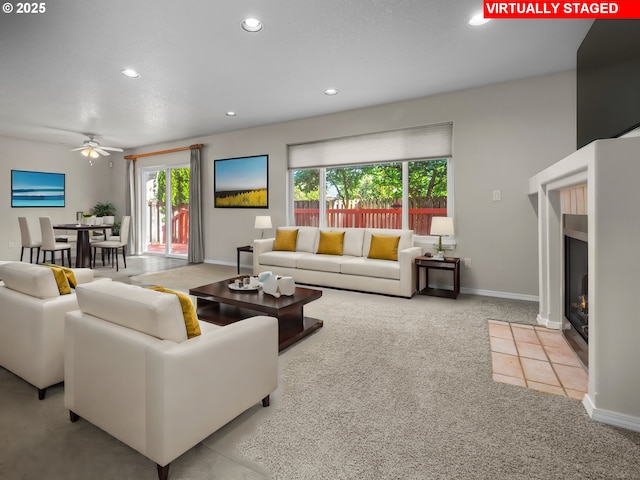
[75,231,92,268]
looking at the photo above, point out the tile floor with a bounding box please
[488,320,588,400]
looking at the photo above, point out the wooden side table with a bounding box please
[415,256,460,299]
[236,245,253,274]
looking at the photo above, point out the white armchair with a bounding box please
[0,261,107,399]
[64,281,278,480]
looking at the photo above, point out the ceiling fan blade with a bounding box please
[100,146,124,152]
[70,146,86,151]
[95,148,110,156]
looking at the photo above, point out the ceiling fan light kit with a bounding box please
[71,135,123,159]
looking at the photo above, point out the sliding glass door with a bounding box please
[141,165,189,257]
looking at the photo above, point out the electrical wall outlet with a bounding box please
[464,258,471,268]
[492,190,501,201]
[8,241,15,248]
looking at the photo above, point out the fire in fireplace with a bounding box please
[564,215,589,346]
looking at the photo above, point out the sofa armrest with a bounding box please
[399,246,423,297]
[72,268,94,285]
[253,238,275,274]
[145,315,278,466]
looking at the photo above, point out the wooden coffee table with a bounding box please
[189,277,323,352]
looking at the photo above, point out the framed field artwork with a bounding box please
[214,154,268,208]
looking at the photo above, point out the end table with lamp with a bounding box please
[430,216,454,261]
[239,215,272,274]
[415,255,460,299]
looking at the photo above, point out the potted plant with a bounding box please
[91,202,117,225]
[82,213,96,225]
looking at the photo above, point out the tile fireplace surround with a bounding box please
[528,137,640,433]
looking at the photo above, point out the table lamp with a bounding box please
[430,216,454,260]
[254,215,272,238]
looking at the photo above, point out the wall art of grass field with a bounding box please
[214,154,268,208]
[215,188,268,207]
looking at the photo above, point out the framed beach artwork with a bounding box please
[214,154,268,208]
[11,170,65,208]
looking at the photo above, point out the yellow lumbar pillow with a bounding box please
[147,286,202,339]
[42,263,77,289]
[273,228,299,252]
[317,231,345,256]
[367,234,401,261]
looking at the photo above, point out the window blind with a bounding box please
[288,122,452,169]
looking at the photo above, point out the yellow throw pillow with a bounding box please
[43,265,72,295]
[273,228,299,252]
[42,263,77,288]
[316,231,345,256]
[148,286,202,339]
[367,235,401,261]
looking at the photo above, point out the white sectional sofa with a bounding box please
[0,261,107,399]
[253,227,422,298]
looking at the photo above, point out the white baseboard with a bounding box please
[535,313,562,330]
[583,394,640,432]
[460,287,538,303]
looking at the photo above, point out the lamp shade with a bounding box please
[430,216,454,236]
[254,215,272,229]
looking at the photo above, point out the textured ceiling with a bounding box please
[0,0,593,151]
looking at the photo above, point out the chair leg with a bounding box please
[20,247,25,262]
[114,249,119,272]
[262,395,270,407]
[122,246,127,269]
[69,411,79,423]
[38,388,46,400]
[67,249,71,267]
[157,463,170,480]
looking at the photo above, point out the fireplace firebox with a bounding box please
[563,214,589,367]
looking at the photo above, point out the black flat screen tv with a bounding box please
[577,20,640,149]
[11,169,65,208]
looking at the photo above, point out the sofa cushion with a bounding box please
[147,286,201,339]
[0,262,60,299]
[297,254,356,273]
[75,282,188,343]
[259,251,308,268]
[316,230,345,255]
[274,228,298,251]
[367,234,401,261]
[341,257,401,280]
[363,229,413,257]
[342,228,365,257]
[295,226,319,253]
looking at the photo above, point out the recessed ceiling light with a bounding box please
[469,13,490,26]
[324,88,338,96]
[241,18,263,32]
[226,111,237,117]
[121,68,141,79]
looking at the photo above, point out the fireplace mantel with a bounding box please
[529,137,640,433]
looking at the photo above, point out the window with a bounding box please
[289,123,452,235]
[292,160,448,234]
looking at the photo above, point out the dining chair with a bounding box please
[39,217,72,267]
[91,216,130,272]
[18,217,41,263]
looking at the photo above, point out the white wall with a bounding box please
[2,71,577,298]
[0,137,115,261]
[121,71,577,298]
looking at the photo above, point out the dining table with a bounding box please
[52,224,110,268]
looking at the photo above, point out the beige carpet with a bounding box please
[3,263,639,479]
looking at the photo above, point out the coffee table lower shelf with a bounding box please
[196,301,323,352]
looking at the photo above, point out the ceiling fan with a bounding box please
[70,135,123,158]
